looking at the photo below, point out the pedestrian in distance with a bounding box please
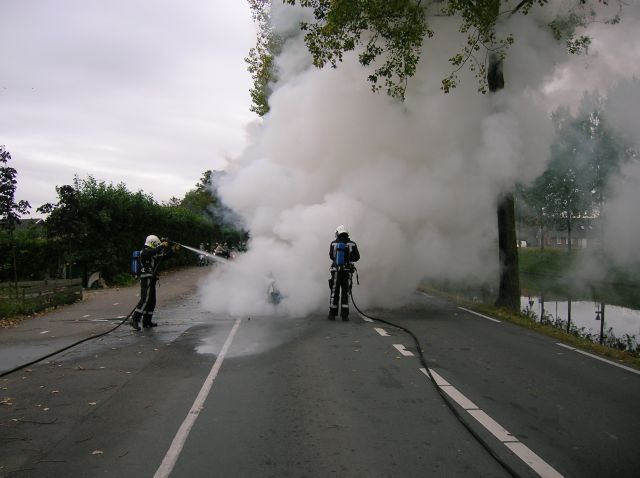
[328,225,360,321]
[130,234,180,331]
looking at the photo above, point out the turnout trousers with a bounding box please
[131,277,157,326]
[329,268,351,319]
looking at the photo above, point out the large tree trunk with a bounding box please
[495,193,521,310]
[489,54,521,311]
[538,208,545,251]
[566,214,572,252]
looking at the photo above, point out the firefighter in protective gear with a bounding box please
[328,225,360,321]
[130,234,178,330]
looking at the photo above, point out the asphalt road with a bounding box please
[1,268,638,478]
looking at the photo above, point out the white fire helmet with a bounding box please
[335,225,348,238]
[145,234,161,248]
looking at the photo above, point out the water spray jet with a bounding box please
[172,241,284,307]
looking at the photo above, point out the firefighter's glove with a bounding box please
[172,244,181,252]
[161,241,169,249]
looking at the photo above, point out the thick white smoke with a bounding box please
[200,2,640,318]
[602,78,640,265]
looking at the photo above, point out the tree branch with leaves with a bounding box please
[0,146,31,284]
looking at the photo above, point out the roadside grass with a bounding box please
[0,266,193,327]
[519,248,573,276]
[419,284,640,371]
[0,301,42,326]
[0,302,50,328]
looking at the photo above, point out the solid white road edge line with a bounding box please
[556,343,640,375]
[154,317,243,478]
[374,327,390,337]
[393,344,414,356]
[505,442,564,478]
[458,307,501,323]
[419,367,563,478]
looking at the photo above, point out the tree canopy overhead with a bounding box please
[246,0,622,102]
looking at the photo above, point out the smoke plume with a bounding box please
[200,1,640,318]
[602,78,640,265]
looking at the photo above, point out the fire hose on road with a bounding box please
[3,244,520,477]
[0,241,275,379]
[349,276,521,478]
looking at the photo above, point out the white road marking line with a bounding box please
[420,368,449,386]
[441,385,480,411]
[357,311,373,322]
[556,343,640,375]
[420,369,479,409]
[40,330,49,335]
[458,307,501,323]
[393,344,414,356]
[82,314,90,318]
[504,442,564,478]
[419,367,563,478]
[374,327,389,337]
[467,409,518,442]
[154,318,243,478]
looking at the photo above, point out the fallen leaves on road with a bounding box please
[0,316,30,328]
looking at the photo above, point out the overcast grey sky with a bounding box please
[0,0,257,213]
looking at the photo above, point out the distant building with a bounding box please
[517,217,601,250]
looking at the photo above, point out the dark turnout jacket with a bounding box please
[139,244,173,280]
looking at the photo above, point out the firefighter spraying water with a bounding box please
[130,235,180,330]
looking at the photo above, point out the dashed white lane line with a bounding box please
[393,344,414,356]
[458,307,501,323]
[419,368,563,478]
[154,317,242,478]
[374,327,390,337]
[372,317,563,476]
[40,330,49,335]
[556,343,640,375]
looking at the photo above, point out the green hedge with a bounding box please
[1,185,234,284]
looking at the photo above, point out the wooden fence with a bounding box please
[0,279,83,316]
